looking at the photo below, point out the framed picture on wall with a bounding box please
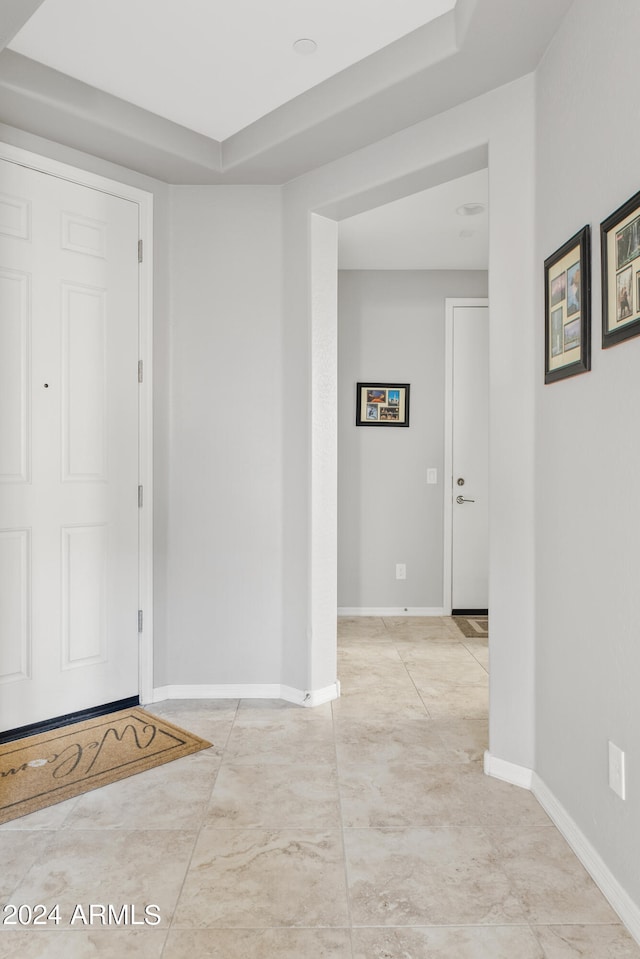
[355,383,410,426]
[544,225,591,384]
[601,189,640,347]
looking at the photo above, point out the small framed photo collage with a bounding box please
[545,188,640,384]
[601,188,640,348]
[355,383,410,427]
[544,225,591,384]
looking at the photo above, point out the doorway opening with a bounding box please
[331,167,490,730]
[335,172,489,622]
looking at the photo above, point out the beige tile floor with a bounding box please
[1,615,639,957]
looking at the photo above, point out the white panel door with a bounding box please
[0,158,140,731]
[451,305,489,611]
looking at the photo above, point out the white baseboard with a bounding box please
[484,754,640,945]
[149,682,340,709]
[484,750,534,789]
[337,607,446,617]
[300,681,341,707]
[532,774,640,946]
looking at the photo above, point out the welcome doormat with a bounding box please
[453,616,489,638]
[0,707,211,825]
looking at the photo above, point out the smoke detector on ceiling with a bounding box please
[293,38,318,55]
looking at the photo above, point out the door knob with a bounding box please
[456,495,475,504]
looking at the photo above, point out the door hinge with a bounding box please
[138,485,143,508]
[138,610,143,633]
[138,360,143,383]
[138,239,143,263]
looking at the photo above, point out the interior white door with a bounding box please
[451,304,489,611]
[0,158,140,732]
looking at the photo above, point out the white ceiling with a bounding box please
[0,0,575,183]
[339,169,488,270]
[5,0,492,268]
[8,0,456,141]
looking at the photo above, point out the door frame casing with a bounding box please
[0,141,154,704]
[443,297,489,615]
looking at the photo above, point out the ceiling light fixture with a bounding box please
[456,202,485,217]
[293,38,317,55]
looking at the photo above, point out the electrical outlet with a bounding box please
[396,563,406,580]
[608,741,626,800]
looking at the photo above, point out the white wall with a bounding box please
[0,129,286,696]
[165,185,284,686]
[0,76,539,771]
[535,0,640,912]
[0,127,292,695]
[338,269,488,610]
[284,74,537,767]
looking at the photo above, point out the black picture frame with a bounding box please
[355,382,410,427]
[601,189,640,348]
[544,225,591,384]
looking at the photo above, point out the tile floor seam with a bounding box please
[462,640,489,673]
[530,920,629,925]
[162,695,240,938]
[402,654,430,713]
[213,697,240,761]
[332,694,357,953]
[155,925,174,959]
[163,780,225,938]
[393,633,435,719]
